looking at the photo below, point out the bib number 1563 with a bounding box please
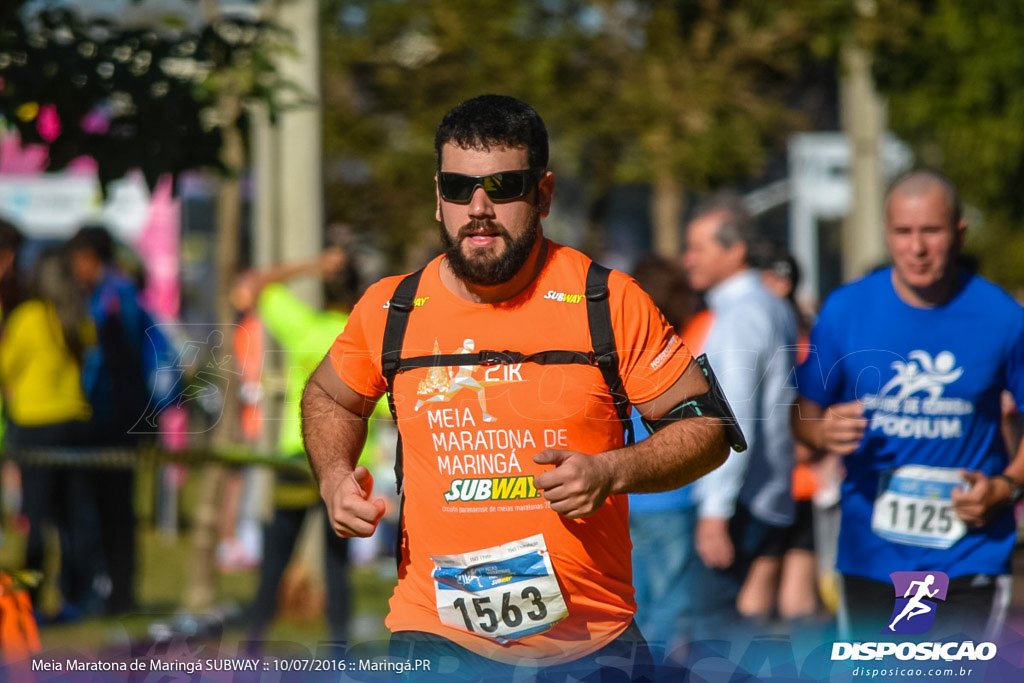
[432,534,568,643]
[452,586,547,634]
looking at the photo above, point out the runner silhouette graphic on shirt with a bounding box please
[888,574,939,631]
[415,338,497,422]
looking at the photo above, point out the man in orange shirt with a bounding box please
[301,95,730,680]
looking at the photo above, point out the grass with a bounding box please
[0,466,397,658]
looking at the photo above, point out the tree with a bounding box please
[319,1,838,268]
[861,0,1024,289]
[555,1,835,257]
[319,0,588,267]
[0,3,295,193]
[1,3,308,611]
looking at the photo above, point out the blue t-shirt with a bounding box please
[795,268,1024,581]
[628,408,693,513]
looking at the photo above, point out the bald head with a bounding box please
[885,171,961,228]
[883,170,966,307]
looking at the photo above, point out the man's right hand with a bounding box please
[325,466,387,538]
[819,401,868,455]
[794,398,867,456]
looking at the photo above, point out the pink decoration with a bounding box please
[159,406,189,451]
[37,104,60,143]
[67,156,98,175]
[81,106,111,135]
[134,174,182,321]
[0,128,97,174]
[0,130,49,173]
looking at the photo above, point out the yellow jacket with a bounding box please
[0,300,92,426]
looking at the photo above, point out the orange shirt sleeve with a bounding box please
[327,276,398,399]
[608,270,692,405]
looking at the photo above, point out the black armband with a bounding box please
[641,354,748,453]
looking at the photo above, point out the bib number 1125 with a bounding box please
[871,465,967,549]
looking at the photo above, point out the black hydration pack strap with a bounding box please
[380,262,631,435]
[584,262,634,445]
[379,261,633,561]
[379,268,422,564]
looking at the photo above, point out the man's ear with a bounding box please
[731,241,748,271]
[955,218,967,252]
[536,171,554,218]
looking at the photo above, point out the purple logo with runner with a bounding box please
[884,571,949,635]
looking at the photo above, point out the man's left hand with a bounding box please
[951,470,1011,527]
[533,449,613,518]
[695,517,735,569]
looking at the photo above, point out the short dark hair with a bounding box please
[0,216,24,253]
[322,264,360,311]
[67,224,116,263]
[434,94,549,172]
[690,192,757,261]
[885,170,962,226]
[751,240,801,302]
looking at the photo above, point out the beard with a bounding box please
[440,207,541,287]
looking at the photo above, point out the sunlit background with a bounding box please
[2,0,1024,667]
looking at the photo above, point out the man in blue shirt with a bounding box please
[682,195,798,639]
[68,225,163,615]
[792,171,1024,640]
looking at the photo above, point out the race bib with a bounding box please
[871,465,968,549]
[432,534,568,643]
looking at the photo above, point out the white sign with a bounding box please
[0,172,150,242]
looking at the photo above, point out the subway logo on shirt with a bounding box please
[443,476,540,502]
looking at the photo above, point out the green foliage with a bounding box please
[0,6,296,192]
[864,0,1024,287]
[320,0,838,268]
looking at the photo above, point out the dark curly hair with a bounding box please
[434,94,548,172]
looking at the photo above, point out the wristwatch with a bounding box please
[996,474,1024,505]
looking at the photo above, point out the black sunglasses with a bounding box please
[437,167,546,203]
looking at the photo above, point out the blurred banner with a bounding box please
[0,126,180,321]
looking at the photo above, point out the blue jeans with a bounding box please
[629,505,698,651]
[692,503,784,642]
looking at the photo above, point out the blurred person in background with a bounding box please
[792,171,1024,641]
[0,246,104,617]
[67,224,157,615]
[628,254,710,660]
[230,245,382,644]
[0,218,25,322]
[682,195,798,641]
[736,243,827,633]
[0,218,25,531]
[209,306,265,575]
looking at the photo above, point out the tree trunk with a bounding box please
[184,92,245,612]
[840,39,887,282]
[651,173,683,259]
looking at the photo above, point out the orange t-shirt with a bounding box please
[681,309,714,355]
[328,242,692,665]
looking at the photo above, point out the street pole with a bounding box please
[271,0,324,301]
[839,25,888,282]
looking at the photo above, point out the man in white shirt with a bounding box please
[682,194,798,639]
